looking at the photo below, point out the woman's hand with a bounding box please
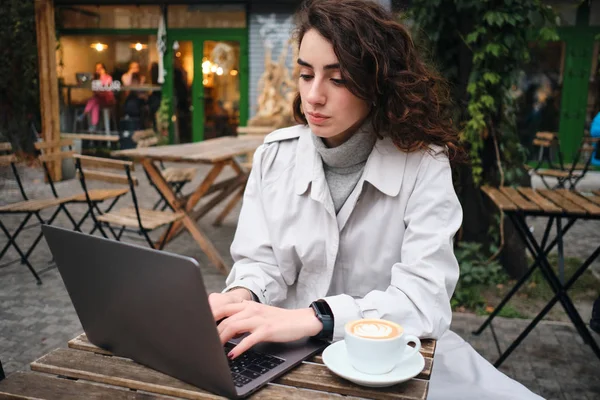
[208,288,253,320]
[214,301,323,359]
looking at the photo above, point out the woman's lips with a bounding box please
[307,112,330,124]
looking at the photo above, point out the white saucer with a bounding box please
[321,340,425,388]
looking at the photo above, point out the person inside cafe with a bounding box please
[121,61,145,86]
[122,73,148,130]
[208,1,543,399]
[78,62,115,131]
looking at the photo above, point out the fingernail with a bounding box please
[227,352,234,359]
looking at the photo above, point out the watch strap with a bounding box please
[310,300,334,340]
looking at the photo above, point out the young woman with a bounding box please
[209,1,542,398]
[81,63,115,129]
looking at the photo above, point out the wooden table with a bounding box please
[0,334,436,400]
[112,136,264,274]
[474,186,600,366]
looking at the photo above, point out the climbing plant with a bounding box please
[408,0,558,277]
[0,0,40,152]
[410,0,557,185]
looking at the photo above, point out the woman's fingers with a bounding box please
[217,307,254,337]
[220,317,261,346]
[228,329,267,360]
[213,302,248,322]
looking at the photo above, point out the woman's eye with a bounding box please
[331,78,347,86]
[300,74,313,81]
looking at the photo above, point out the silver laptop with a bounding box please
[42,225,326,398]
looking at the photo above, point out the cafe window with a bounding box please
[58,5,161,29]
[168,4,246,28]
[57,34,161,134]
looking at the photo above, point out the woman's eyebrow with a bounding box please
[297,58,340,70]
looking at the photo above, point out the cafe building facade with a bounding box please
[36,0,308,158]
[34,0,600,181]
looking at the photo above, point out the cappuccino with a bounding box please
[348,319,403,340]
[344,318,421,375]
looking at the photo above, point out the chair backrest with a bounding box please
[569,135,598,175]
[0,142,30,201]
[34,139,78,198]
[73,154,138,186]
[532,131,564,170]
[133,129,159,148]
[73,154,146,227]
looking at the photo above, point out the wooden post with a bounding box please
[35,0,61,181]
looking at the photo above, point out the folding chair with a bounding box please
[562,136,598,189]
[0,144,74,284]
[74,154,184,250]
[35,139,129,233]
[533,134,596,190]
[131,129,196,211]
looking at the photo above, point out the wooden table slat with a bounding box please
[0,371,171,399]
[593,190,600,197]
[537,189,587,214]
[72,333,435,359]
[277,363,428,400]
[481,186,518,211]
[556,190,600,215]
[585,194,600,207]
[31,348,223,400]
[516,188,562,213]
[499,187,539,211]
[71,334,433,381]
[52,343,429,400]
[112,137,264,164]
[68,333,113,355]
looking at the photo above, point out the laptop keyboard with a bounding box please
[224,343,286,387]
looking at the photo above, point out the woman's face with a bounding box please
[95,64,106,75]
[129,62,140,73]
[298,29,370,147]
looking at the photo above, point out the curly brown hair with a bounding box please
[293,0,463,161]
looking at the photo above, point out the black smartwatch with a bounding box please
[310,300,334,340]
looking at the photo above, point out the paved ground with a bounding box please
[1,162,599,399]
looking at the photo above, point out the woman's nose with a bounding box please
[306,82,326,106]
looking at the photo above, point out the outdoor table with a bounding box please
[0,333,436,400]
[475,186,600,366]
[112,136,264,274]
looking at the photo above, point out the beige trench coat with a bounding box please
[224,125,543,400]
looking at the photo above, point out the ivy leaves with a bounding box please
[410,0,557,186]
[0,0,40,148]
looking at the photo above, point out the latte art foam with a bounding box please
[349,320,402,339]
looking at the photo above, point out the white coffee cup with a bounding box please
[344,318,421,375]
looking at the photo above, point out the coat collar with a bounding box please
[294,128,407,197]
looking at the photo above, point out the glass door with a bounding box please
[168,30,247,143]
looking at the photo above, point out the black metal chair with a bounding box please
[0,143,75,284]
[35,139,129,233]
[74,154,184,250]
[0,357,5,381]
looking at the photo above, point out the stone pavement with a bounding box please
[1,162,599,399]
